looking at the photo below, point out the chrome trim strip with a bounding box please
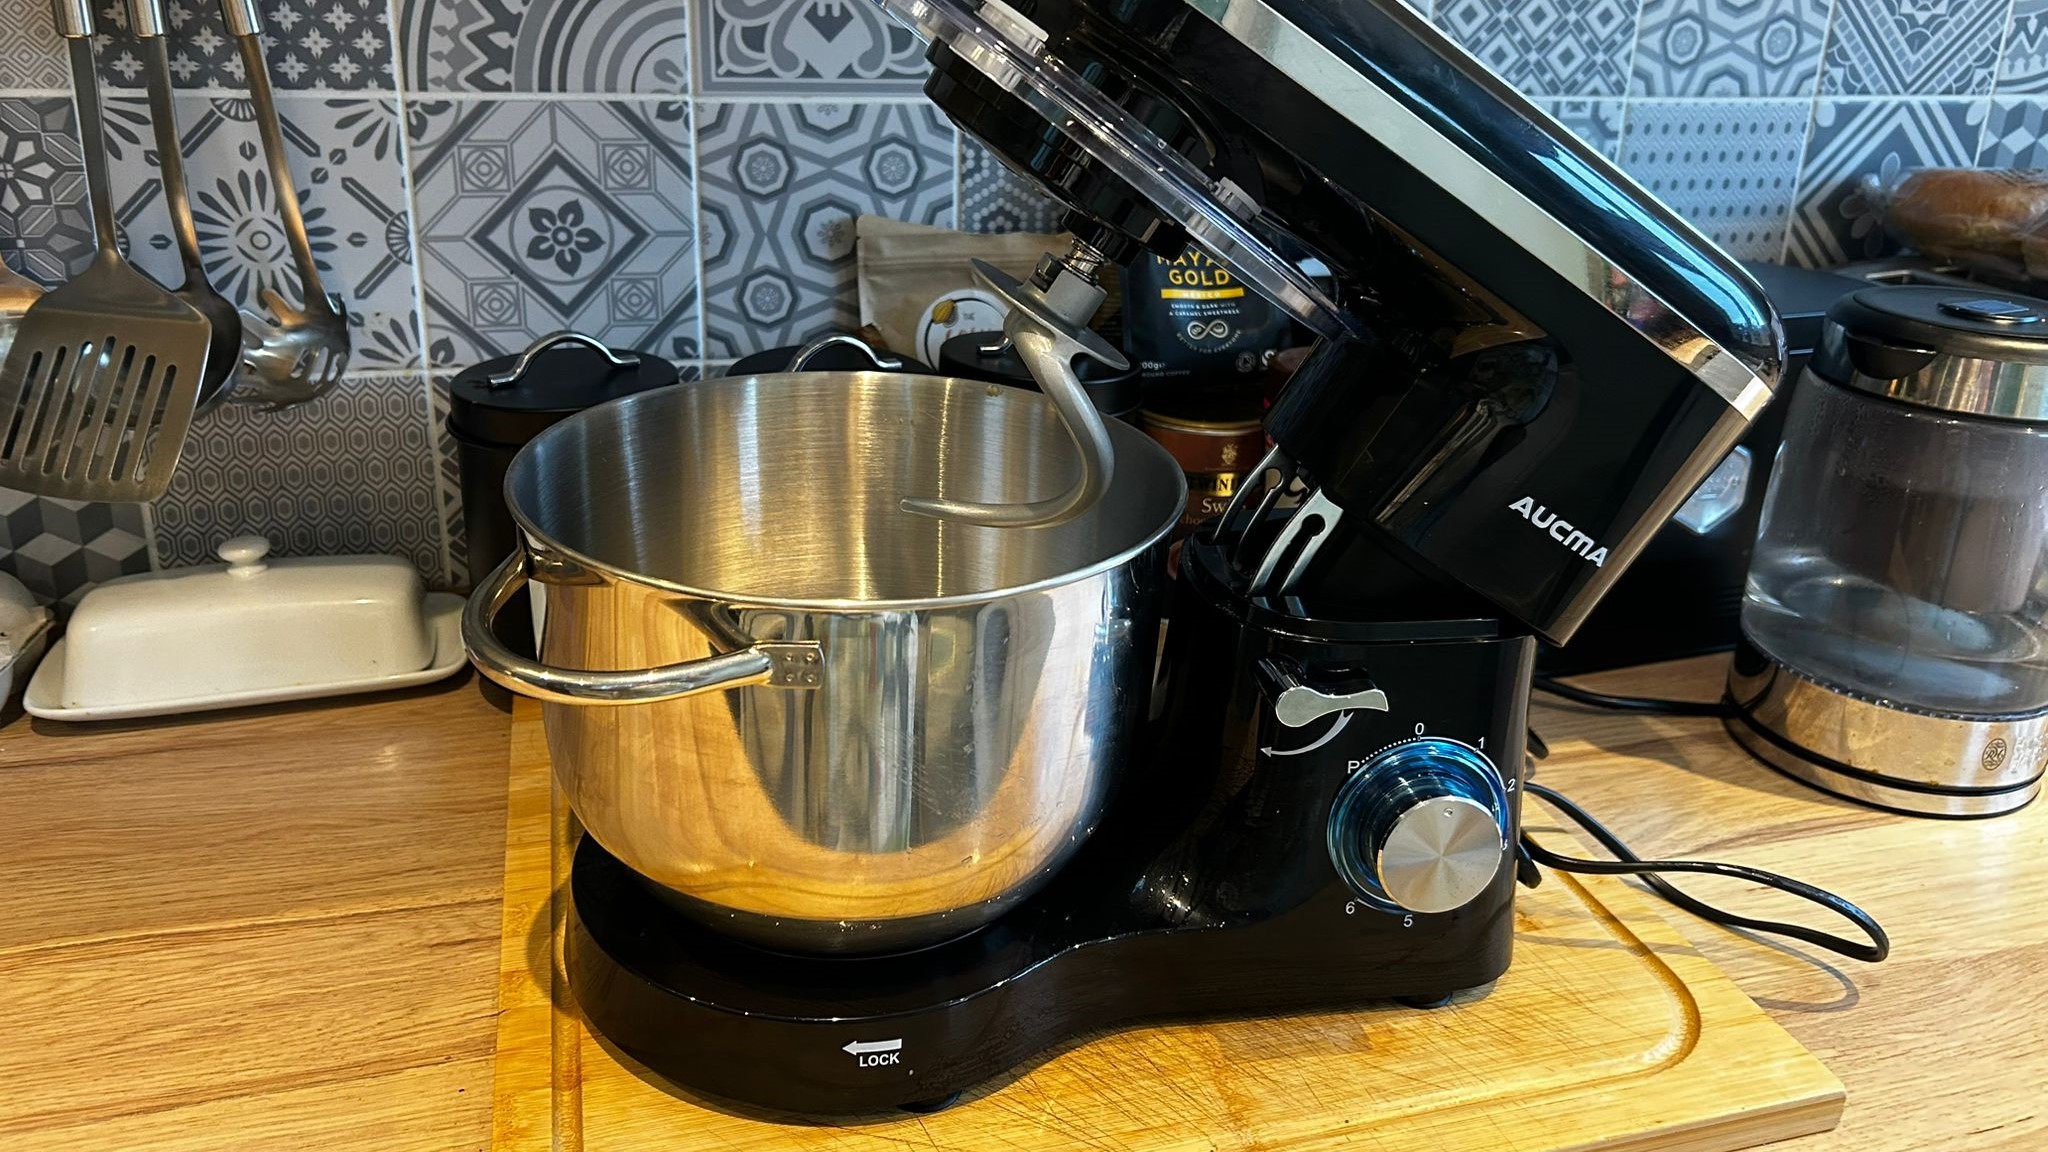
[1727,649,2048,817]
[1727,717,2042,818]
[1191,0,1776,420]
[1817,322,2048,422]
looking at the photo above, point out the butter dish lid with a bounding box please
[58,535,437,710]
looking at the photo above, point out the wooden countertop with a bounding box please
[0,658,2041,1150]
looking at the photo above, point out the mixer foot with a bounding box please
[901,1092,963,1114]
[1396,992,1457,1010]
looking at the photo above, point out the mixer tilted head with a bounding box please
[876,0,1786,645]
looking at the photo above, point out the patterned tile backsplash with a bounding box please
[2,0,2047,603]
[697,100,952,358]
[410,98,697,366]
[150,374,445,580]
[400,0,690,92]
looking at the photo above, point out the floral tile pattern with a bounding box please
[151,374,444,582]
[959,134,1064,235]
[2000,0,2048,94]
[1787,99,1987,267]
[399,0,688,92]
[1620,100,1809,260]
[0,98,93,287]
[0,0,69,89]
[1979,97,2048,166]
[1819,0,2008,96]
[698,101,953,359]
[1631,0,1832,97]
[0,491,151,607]
[1433,0,1639,97]
[410,99,697,369]
[1538,98,1627,158]
[696,0,926,94]
[101,94,421,369]
[93,0,395,91]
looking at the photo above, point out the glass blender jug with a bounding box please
[1729,285,2048,817]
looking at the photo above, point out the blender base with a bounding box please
[1726,639,2045,818]
[567,833,1516,1116]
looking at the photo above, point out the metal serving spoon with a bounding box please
[130,0,242,414]
[219,0,350,408]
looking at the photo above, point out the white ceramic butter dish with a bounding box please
[24,535,465,721]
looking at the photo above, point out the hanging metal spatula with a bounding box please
[0,0,214,501]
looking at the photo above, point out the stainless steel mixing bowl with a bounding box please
[463,372,1186,953]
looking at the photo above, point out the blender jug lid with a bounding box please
[1818,285,2048,422]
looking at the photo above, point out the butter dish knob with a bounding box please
[218,535,273,576]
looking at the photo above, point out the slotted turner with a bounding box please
[0,0,214,501]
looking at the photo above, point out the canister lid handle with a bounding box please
[788,333,904,373]
[484,331,640,388]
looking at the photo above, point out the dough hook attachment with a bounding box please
[901,244,1123,529]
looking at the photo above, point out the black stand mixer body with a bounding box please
[566,0,1786,1116]
[930,0,1781,645]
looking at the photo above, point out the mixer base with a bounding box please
[566,835,1516,1115]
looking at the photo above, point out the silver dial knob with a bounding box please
[1327,737,1510,916]
[1376,795,1506,914]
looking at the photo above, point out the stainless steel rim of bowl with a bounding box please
[500,370,1190,608]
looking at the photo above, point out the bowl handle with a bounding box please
[462,553,824,705]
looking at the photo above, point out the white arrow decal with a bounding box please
[842,1039,904,1056]
[1262,711,1352,758]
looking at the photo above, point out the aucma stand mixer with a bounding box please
[536,0,1820,1115]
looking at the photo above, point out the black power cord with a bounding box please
[1517,781,1890,963]
[1533,674,1736,718]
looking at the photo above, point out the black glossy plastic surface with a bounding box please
[925,0,1781,644]
[1825,285,2048,365]
[1543,263,1862,673]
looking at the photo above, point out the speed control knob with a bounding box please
[1327,738,1510,915]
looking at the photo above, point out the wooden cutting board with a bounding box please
[490,699,1843,1152]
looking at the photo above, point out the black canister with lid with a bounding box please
[937,331,1142,422]
[447,333,678,590]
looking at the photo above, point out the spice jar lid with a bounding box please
[448,332,678,445]
[1817,286,2048,422]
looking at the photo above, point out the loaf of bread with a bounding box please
[1882,168,2048,281]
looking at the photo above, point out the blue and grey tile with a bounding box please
[1537,98,1627,159]
[398,0,688,93]
[697,101,954,359]
[93,0,395,91]
[1999,0,2048,94]
[101,94,420,370]
[1979,97,2048,166]
[1631,0,1832,97]
[0,491,151,607]
[1787,99,1988,267]
[959,134,1065,235]
[409,98,698,371]
[694,0,926,95]
[0,0,69,90]
[151,374,444,582]
[0,97,93,287]
[1820,0,2007,96]
[1621,101,1810,261]
[1433,0,1640,97]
